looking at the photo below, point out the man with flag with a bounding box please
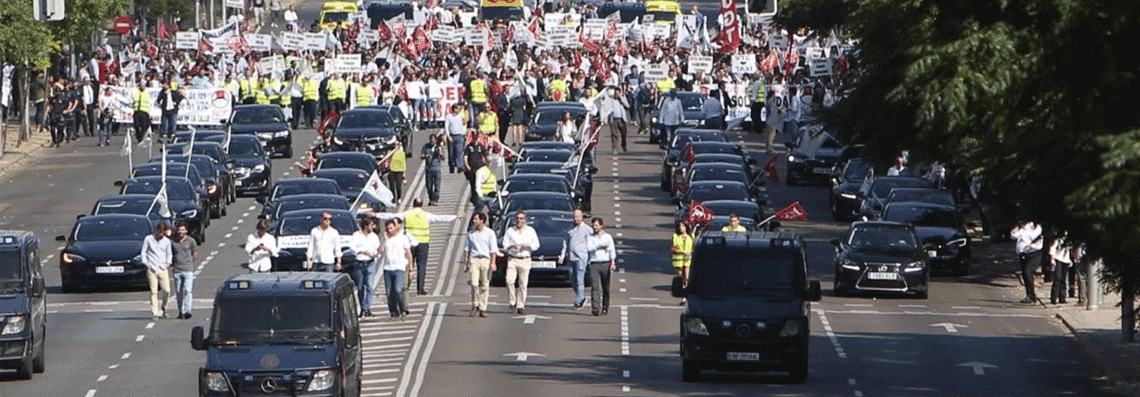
[364,198,463,296]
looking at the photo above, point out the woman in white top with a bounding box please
[351,217,382,317]
[557,111,577,143]
[245,219,279,273]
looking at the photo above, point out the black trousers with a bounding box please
[49,115,66,144]
[588,261,611,313]
[1020,250,1043,299]
[303,100,316,128]
[133,111,151,143]
[1051,261,1070,302]
[750,102,765,135]
[291,97,303,129]
[426,169,441,203]
[413,243,429,293]
[387,171,404,203]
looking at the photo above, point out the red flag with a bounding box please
[528,18,541,40]
[427,0,436,8]
[775,201,808,221]
[605,18,619,42]
[585,120,600,150]
[716,0,741,53]
[413,27,431,52]
[198,37,214,54]
[396,83,409,103]
[684,143,695,165]
[391,18,407,41]
[425,13,439,31]
[317,111,340,138]
[159,21,170,40]
[377,152,393,171]
[763,153,780,183]
[837,53,849,77]
[615,39,629,57]
[687,200,715,227]
[760,48,780,74]
[784,38,800,77]
[503,24,515,43]
[673,171,688,196]
[377,21,392,42]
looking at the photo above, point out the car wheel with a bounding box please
[833,272,846,297]
[787,361,809,384]
[221,203,228,217]
[14,347,33,379]
[681,360,701,383]
[916,289,929,300]
[33,327,45,373]
[285,146,294,159]
[61,281,77,294]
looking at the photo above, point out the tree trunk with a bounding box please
[1123,264,1135,343]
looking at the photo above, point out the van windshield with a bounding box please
[690,248,797,295]
[0,250,24,285]
[212,295,334,345]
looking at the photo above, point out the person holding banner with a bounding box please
[155,79,184,139]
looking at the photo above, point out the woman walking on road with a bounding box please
[671,221,693,305]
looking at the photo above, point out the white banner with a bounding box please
[332,53,362,74]
[467,27,487,47]
[225,0,243,8]
[258,55,285,76]
[645,63,668,83]
[433,25,457,43]
[303,32,326,51]
[175,32,199,50]
[689,55,713,75]
[695,83,750,122]
[247,34,271,52]
[108,87,234,126]
[583,19,606,41]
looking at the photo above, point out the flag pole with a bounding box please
[185,126,196,179]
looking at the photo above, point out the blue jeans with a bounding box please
[383,269,408,317]
[161,111,178,137]
[172,271,194,315]
[570,258,588,306]
[353,260,378,313]
[448,136,465,171]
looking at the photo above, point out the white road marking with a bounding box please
[135,335,145,342]
[843,303,873,307]
[407,302,448,397]
[620,306,630,355]
[629,297,657,301]
[619,288,627,293]
[814,309,847,359]
[85,390,96,397]
[146,322,155,329]
[623,370,630,378]
[108,364,118,369]
[121,352,131,360]
[952,306,981,310]
[224,233,233,239]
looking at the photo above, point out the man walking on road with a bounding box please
[351,217,381,317]
[502,210,540,314]
[370,199,462,295]
[658,89,684,146]
[464,212,499,317]
[246,219,279,273]
[444,105,467,173]
[380,219,415,320]
[586,217,616,316]
[421,134,446,205]
[1012,221,1044,304]
[132,80,152,143]
[141,222,173,319]
[170,221,198,319]
[307,210,343,272]
[560,208,593,310]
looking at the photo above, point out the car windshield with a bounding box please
[233,108,284,124]
[847,227,919,248]
[872,178,933,198]
[272,182,339,200]
[704,204,759,220]
[75,217,152,241]
[124,180,196,200]
[691,166,747,184]
[0,251,22,282]
[318,156,374,171]
[883,206,960,228]
[535,110,571,125]
[229,139,264,157]
[315,172,369,192]
[530,216,575,235]
[647,11,676,22]
[95,199,156,216]
[323,11,350,22]
[279,214,356,236]
[689,185,748,203]
[690,248,797,295]
[526,151,572,163]
[505,197,574,213]
[277,199,349,218]
[844,161,871,181]
[888,190,955,206]
[338,111,395,128]
[212,295,334,345]
[506,179,569,195]
[679,95,703,110]
[692,144,738,156]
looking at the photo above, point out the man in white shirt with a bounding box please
[464,212,499,317]
[307,210,344,272]
[501,210,540,314]
[140,222,173,319]
[245,219,279,273]
[586,217,616,316]
[1011,221,1044,304]
[351,218,382,317]
[381,219,415,320]
[1049,231,1073,305]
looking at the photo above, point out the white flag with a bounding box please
[154,184,173,218]
[351,170,396,213]
[119,134,132,157]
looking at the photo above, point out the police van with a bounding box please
[0,231,47,379]
[191,273,362,396]
[672,230,821,383]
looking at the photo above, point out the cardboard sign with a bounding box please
[332,53,362,74]
[809,58,831,77]
[247,34,271,52]
[645,63,668,83]
[303,32,326,51]
[358,28,377,45]
[805,47,826,61]
[731,54,757,75]
[432,25,455,43]
[696,83,750,122]
[281,32,304,51]
[467,27,487,46]
[644,24,669,40]
[258,55,285,76]
[583,18,606,41]
[175,32,200,50]
[768,33,786,50]
[689,55,713,74]
[225,0,243,8]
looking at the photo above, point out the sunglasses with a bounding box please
[322,217,333,221]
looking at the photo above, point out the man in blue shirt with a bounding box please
[140,222,173,319]
[586,217,617,316]
[658,89,685,145]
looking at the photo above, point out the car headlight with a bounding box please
[839,193,858,199]
[684,317,709,336]
[181,209,198,218]
[207,185,218,194]
[307,369,336,391]
[839,260,860,271]
[62,252,84,264]
[204,372,230,392]
[651,116,658,123]
[787,155,799,163]
[332,136,344,145]
[273,130,289,138]
[779,318,805,337]
[947,237,968,247]
[903,261,926,272]
[2,315,27,335]
[252,164,266,173]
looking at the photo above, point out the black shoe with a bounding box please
[479,310,488,318]
[1020,297,1036,304]
[185,313,192,319]
[601,309,608,315]
[1051,299,1057,305]
[517,308,525,315]
[572,304,583,311]
[592,310,600,316]
[418,290,427,295]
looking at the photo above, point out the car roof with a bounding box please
[77,213,152,223]
[701,199,760,210]
[312,168,370,176]
[851,220,914,229]
[505,191,572,199]
[320,151,375,159]
[519,209,575,218]
[695,230,803,249]
[688,180,747,188]
[233,104,281,111]
[220,272,349,293]
[276,193,349,202]
[96,194,158,202]
[883,201,958,212]
[277,208,355,219]
[691,161,745,170]
[275,177,338,186]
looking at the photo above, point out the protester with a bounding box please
[351,217,382,317]
[387,141,407,206]
[561,208,593,310]
[1012,221,1044,304]
[246,219,279,273]
[140,222,173,319]
[380,218,415,321]
[586,217,616,316]
[671,220,693,306]
[502,210,540,315]
[169,221,198,319]
[421,134,446,205]
[307,210,343,272]
[464,212,499,317]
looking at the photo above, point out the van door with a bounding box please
[338,284,362,395]
[26,241,45,354]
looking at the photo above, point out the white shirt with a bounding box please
[466,226,499,258]
[406,80,424,100]
[382,234,414,271]
[501,225,540,258]
[245,232,279,272]
[1050,236,1072,264]
[351,230,382,262]
[1011,222,1043,254]
[307,225,343,265]
[587,231,616,263]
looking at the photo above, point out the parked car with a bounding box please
[226,135,273,198]
[832,221,930,299]
[829,158,872,221]
[271,209,357,271]
[881,202,971,275]
[785,130,845,185]
[56,214,152,292]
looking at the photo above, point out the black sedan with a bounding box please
[527,103,588,141]
[832,221,930,299]
[881,202,971,275]
[325,108,406,159]
[271,209,358,272]
[151,154,228,218]
[676,199,763,230]
[498,173,580,209]
[678,162,752,197]
[258,178,342,217]
[166,142,236,204]
[858,176,936,220]
[130,163,213,217]
[492,210,576,286]
[172,129,227,143]
[362,104,414,148]
[829,159,872,221]
[651,92,719,145]
[885,188,957,207]
[660,129,727,191]
[310,168,373,207]
[262,194,351,226]
[520,141,576,152]
[316,151,378,174]
[519,149,573,164]
[786,130,845,186]
[677,181,753,208]
[118,176,210,243]
[230,104,292,158]
[56,214,152,292]
[226,135,273,198]
[511,160,594,211]
[494,191,577,228]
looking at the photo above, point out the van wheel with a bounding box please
[681,360,701,383]
[916,290,929,300]
[787,361,808,384]
[33,329,45,373]
[14,347,33,379]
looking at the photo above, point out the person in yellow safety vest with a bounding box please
[132,81,152,144]
[327,73,346,113]
[721,214,748,232]
[255,76,271,105]
[469,73,488,113]
[267,75,282,105]
[302,75,320,128]
[549,75,568,102]
[355,76,373,108]
[478,111,498,139]
[670,220,694,305]
[748,73,767,137]
[657,69,677,93]
[223,74,240,105]
[473,153,496,214]
[387,141,407,206]
[241,72,259,104]
[365,199,463,295]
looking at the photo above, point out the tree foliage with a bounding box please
[134,0,193,25]
[0,0,56,68]
[50,0,129,50]
[777,0,1140,288]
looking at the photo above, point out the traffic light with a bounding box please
[33,0,66,21]
[748,0,777,16]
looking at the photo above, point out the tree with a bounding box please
[0,1,55,68]
[134,0,193,27]
[778,0,1140,340]
[49,0,129,51]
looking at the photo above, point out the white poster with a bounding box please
[258,55,285,76]
[731,54,757,75]
[689,55,713,75]
[332,54,362,74]
[247,34,271,52]
[695,83,750,122]
[583,19,606,41]
[303,32,326,51]
[645,63,668,83]
[175,32,199,50]
[108,87,233,126]
[432,25,456,43]
[281,32,304,51]
[225,0,243,8]
[467,27,487,47]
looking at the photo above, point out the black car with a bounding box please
[494,191,576,228]
[832,221,930,298]
[671,143,756,194]
[263,194,351,226]
[131,162,214,218]
[679,162,753,197]
[90,194,176,229]
[492,210,576,286]
[651,92,718,145]
[661,129,728,191]
[259,178,343,217]
[172,129,227,144]
[498,173,580,210]
[858,176,936,220]
[152,154,229,218]
[0,230,47,379]
[511,160,594,211]
[166,142,236,203]
[361,104,413,138]
[310,168,372,207]
[226,135,273,198]
[190,273,363,397]
[829,159,872,221]
[272,209,358,271]
[527,103,588,141]
[881,202,971,275]
[785,130,845,185]
[56,214,152,292]
[519,141,576,152]
[325,108,407,159]
[119,176,210,242]
[885,188,957,208]
[671,231,822,383]
[316,151,378,174]
[230,104,292,158]
[519,149,573,164]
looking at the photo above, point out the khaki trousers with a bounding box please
[505,257,531,309]
[469,257,491,311]
[147,267,172,316]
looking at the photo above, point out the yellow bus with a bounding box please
[319,2,359,30]
[645,0,681,25]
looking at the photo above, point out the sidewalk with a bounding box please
[1054,293,1140,396]
[0,122,53,179]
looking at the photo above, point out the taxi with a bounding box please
[318,1,360,30]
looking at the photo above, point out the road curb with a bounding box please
[1056,312,1140,396]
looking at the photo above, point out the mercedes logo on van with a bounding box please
[879,265,888,272]
[735,323,753,338]
[260,378,279,393]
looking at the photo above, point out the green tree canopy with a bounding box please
[50,0,129,51]
[0,1,56,68]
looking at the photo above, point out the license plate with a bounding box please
[726,352,760,361]
[95,266,124,274]
[531,261,557,269]
[813,167,832,174]
[867,272,897,280]
[234,180,243,186]
[927,250,938,258]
